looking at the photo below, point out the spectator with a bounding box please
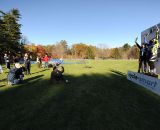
[0,64,3,73]
[24,53,31,75]
[4,54,10,69]
[7,62,24,85]
[36,56,42,68]
[43,54,49,68]
[24,53,28,61]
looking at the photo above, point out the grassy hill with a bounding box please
[0,60,160,130]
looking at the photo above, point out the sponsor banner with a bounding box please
[141,23,160,74]
[141,23,160,44]
[127,71,160,96]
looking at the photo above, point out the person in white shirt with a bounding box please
[0,65,3,73]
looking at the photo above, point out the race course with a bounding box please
[0,60,160,130]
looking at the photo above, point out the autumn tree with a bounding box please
[122,43,131,52]
[55,40,68,58]
[72,43,88,58]
[110,48,121,59]
[36,45,46,56]
[128,45,139,59]
[86,46,95,59]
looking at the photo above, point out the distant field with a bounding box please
[1,60,160,130]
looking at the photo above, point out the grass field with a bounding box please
[0,60,160,130]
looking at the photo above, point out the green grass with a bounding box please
[0,60,160,130]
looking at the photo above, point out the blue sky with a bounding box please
[1,0,160,48]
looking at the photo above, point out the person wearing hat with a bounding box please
[7,61,24,85]
[15,62,22,69]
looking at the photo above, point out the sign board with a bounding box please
[127,71,160,96]
[141,23,160,73]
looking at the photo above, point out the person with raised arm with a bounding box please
[135,37,147,73]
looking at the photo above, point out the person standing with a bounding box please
[0,62,3,85]
[43,54,49,68]
[24,53,28,61]
[24,53,31,75]
[4,54,10,69]
[39,56,42,68]
[135,37,147,73]
[36,56,42,68]
[147,26,159,77]
[0,64,3,73]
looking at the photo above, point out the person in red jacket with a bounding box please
[43,54,49,68]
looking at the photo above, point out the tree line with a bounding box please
[0,9,139,62]
[24,41,139,60]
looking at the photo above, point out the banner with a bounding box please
[127,71,160,96]
[141,23,160,73]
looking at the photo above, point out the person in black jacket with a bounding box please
[50,64,64,81]
[135,37,147,73]
[50,62,71,84]
[24,53,31,75]
[7,62,24,85]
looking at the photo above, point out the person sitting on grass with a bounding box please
[50,63,65,82]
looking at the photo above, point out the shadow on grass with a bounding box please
[24,74,44,82]
[0,78,7,83]
[0,74,44,93]
[0,71,160,130]
[31,69,50,75]
[0,85,5,87]
[110,69,126,77]
[84,65,92,68]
